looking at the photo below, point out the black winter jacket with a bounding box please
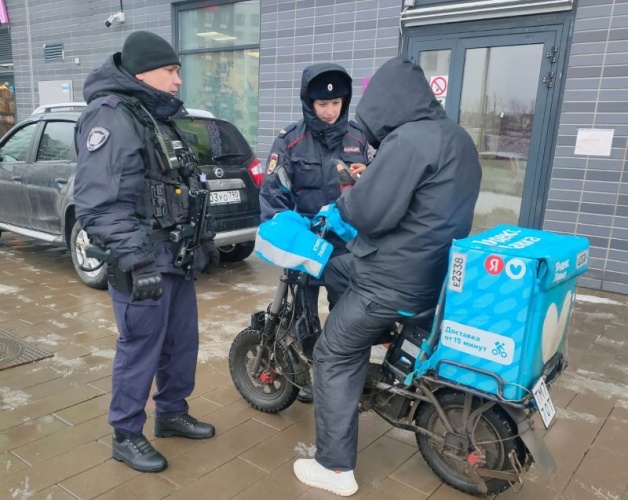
[74,53,206,275]
[338,57,482,313]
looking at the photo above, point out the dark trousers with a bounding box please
[307,233,349,315]
[109,273,199,435]
[313,256,402,471]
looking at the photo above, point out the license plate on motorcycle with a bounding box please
[532,377,556,429]
[210,190,241,205]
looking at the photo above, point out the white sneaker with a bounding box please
[293,458,358,497]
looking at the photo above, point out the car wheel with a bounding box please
[218,241,255,262]
[69,221,108,290]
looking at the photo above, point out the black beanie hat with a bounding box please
[307,71,351,101]
[121,31,181,75]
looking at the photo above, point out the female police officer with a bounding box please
[74,31,216,473]
[258,63,370,403]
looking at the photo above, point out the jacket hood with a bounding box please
[356,57,446,148]
[300,63,352,149]
[83,53,184,120]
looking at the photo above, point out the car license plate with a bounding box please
[532,377,556,429]
[210,190,241,205]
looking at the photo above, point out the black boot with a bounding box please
[112,431,167,472]
[154,413,215,439]
[296,387,313,403]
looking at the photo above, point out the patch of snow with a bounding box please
[555,408,601,424]
[29,333,64,347]
[47,320,68,329]
[232,283,276,294]
[560,369,628,406]
[9,476,34,500]
[90,348,116,359]
[0,284,20,294]
[294,442,316,458]
[0,388,31,410]
[575,294,625,306]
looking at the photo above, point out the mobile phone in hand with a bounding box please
[332,158,351,174]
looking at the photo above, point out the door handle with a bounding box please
[55,177,68,188]
[11,175,22,182]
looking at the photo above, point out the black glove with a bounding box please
[202,239,220,274]
[337,168,356,187]
[130,261,163,301]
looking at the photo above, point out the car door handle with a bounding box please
[11,175,22,182]
[55,177,68,187]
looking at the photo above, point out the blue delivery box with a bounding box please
[429,225,589,401]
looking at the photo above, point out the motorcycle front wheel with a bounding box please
[415,391,527,497]
[228,327,300,413]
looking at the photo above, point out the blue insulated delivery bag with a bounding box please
[429,225,589,401]
[254,210,333,279]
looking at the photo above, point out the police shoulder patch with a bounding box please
[278,123,296,138]
[86,127,110,152]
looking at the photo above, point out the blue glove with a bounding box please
[312,203,358,243]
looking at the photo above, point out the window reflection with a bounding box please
[179,1,260,50]
[459,44,544,232]
[178,1,260,149]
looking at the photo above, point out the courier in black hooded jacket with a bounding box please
[301,58,482,484]
[338,57,482,313]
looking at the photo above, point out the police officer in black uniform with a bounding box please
[74,31,217,473]
[259,63,370,403]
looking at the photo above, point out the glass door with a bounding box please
[409,28,562,231]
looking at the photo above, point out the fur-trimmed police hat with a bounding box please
[307,71,351,101]
[121,31,181,76]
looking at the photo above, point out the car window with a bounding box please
[175,117,250,165]
[1,123,37,162]
[36,121,77,162]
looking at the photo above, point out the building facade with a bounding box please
[3,0,628,294]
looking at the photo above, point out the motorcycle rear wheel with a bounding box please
[416,391,526,496]
[228,327,300,413]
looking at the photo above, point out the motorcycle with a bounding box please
[228,166,565,496]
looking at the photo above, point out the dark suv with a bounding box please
[0,103,262,289]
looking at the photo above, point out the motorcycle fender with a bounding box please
[501,406,556,478]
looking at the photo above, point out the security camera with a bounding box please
[105,11,125,27]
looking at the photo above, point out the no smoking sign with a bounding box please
[430,75,448,97]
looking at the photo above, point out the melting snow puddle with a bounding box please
[197,319,242,362]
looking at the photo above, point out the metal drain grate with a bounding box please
[0,329,53,370]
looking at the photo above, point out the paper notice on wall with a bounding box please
[574,128,614,156]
